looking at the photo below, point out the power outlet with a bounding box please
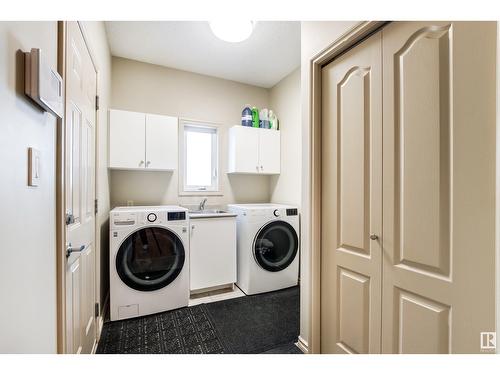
[127,200,134,206]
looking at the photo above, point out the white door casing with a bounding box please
[64,21,98,355]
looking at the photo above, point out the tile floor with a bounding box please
[188,285,245,306]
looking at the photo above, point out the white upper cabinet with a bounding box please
[228,126,280,175]
[109,109,178,171]
[145,113,178,170]
[228,126,260,173]
[109,109,145,169]
[258,128,280,174]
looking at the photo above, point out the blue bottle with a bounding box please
[241,105,253,127]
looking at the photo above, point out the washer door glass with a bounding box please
[254,221,298,272]
[116,227,185,291]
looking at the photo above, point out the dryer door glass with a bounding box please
[116,227,185,291]
[254,221,298,272]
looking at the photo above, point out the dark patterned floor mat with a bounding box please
[97,287,301,354]
[96,304,226,354]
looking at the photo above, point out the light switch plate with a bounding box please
[28,147,41,187]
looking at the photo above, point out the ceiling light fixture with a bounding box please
[209,20,255,43]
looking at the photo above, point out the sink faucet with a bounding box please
[199,198,208,211]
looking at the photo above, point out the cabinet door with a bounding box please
[109,109,145,169]
[228,126,260,173]
[258,128,280,174]
[190,218,237,291]
[321,31,382,354]
[381,21,496,354]
[145,114,178,170]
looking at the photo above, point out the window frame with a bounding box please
[179,119,220,195]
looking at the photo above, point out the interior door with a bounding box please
[65,21,98,354]
[258,128,280,174]
[145,113,178,170]
[381,21,497,353]
[321,31,383,353]
[109,109,145,169]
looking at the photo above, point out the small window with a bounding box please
[181,121,219,193]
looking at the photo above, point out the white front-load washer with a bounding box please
[109,206,189,321]
[227,204,300,295]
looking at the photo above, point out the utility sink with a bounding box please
[189,209,227,214]
[185,207,237,218]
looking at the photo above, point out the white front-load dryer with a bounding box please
[109,206,189,321]
[227,204,300,295]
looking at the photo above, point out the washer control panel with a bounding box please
[147,213,157,223]
[273,209,281,217]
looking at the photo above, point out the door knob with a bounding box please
[66,243,85,257]
[369,234,378,241]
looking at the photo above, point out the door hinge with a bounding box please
[94,199,98,215]
[95,302,100,318]
[95,95,99,110]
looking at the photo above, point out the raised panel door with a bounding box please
[381,21,496,353]
[321,31,383,354]
[64,21,97,354]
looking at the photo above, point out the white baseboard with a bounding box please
[295,336,309,354]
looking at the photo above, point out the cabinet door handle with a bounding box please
[260,165,263,170]
[146,161,151,167]
[139,160,144,166]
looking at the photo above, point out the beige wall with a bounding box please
[80,21,112,317]
[269,68,301,206]
[111,57,271,208]
[300,21,360,350]
[0,21,58,353]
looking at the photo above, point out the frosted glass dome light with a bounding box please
[209,21,255,43]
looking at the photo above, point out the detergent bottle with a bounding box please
[241,105,252,127]
[251,107,260,128]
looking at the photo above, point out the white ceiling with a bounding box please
[104,21,301,88]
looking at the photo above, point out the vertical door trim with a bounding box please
[56,20,67,355]
[496,24,500,354]
[56,21,100,354]
[306,21,388,354]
